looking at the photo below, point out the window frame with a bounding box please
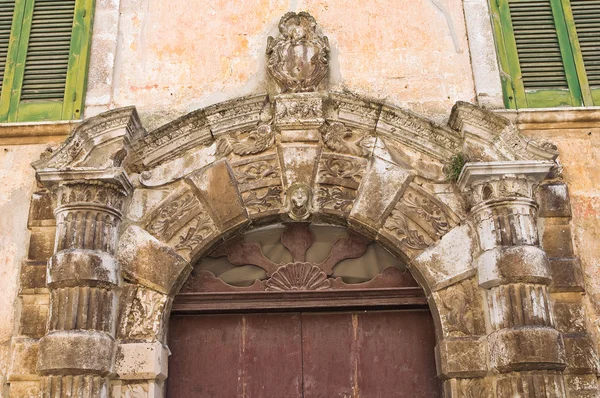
[0,0,95,123]
[490,0,597,108]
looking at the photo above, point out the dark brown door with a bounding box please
[168,310,440,397]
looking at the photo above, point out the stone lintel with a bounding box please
[457,160,555,192]
[115,342,169,381]
[48,249,119,287]
[477,245,551,288]
[37,330,116,376]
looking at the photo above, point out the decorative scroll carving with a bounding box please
[120,285,168,340]
[243,186,283,214]
[316,186,355,213]
[146,191,198,238]
[173,212,216,253]
[321,121,374,157]
[403,189,451,237]
[435,279,485,337]
[216,124,275,157]
[319,157,364,183]
[234,160,280,184]
[441,284,474,336]
[284,183,314,221]
[464,176,537,207]
[266,12,330,93]
[383,209,429,250]
[265,262,331,291]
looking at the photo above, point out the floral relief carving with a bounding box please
[319,157,364,185]
[146,191,199,239]
[123,384,148,398]
[266,12,330,93]
[234,160,280,184]
[383,207,429,250]
[265,262,331,291]
[321,121,375,157]
[437,280,485,337]
[243,186,284,214]
[173,211,217,253]
[457,379,490,398]
[403,190,450,237]
[216,125,275,157]
[59,182,125,211]
[121,286,168,340]
[316,186,355,213]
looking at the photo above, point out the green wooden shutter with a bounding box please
[0,0,95,122]
[569,0,600,104]
[492,0,584,108]
[0,2,16,95]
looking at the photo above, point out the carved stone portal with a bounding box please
[14,9,597,398]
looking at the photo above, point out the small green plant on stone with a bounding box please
[446,153,467,182]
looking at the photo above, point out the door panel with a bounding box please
[168,310,439,398]
[302,311,440,398]
[168,313,303,398]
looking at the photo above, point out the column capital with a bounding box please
[457,161,554,208]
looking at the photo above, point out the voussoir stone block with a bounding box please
[436,338,487,379]
[187,160,247,231]
[118,226,191,295]
[477,245,551,288]
[412,224,475,291]
[115,342,169,381]
[488,327,566,372]
[48,249,119,287]
[350,157,412,231]
[37,330,116,375]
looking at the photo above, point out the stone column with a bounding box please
[458,161,567,397]
[36,171,132,398]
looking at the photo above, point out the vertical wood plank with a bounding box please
[302,312,355,397]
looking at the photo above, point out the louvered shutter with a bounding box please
[0,2,16,94]
[492,0,584,108]
[570,0,600,104]
[0,0,95,122]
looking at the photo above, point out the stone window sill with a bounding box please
[0,120,79,145]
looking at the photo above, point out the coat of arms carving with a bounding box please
[266,12,330,93]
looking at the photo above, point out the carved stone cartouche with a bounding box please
[266,12,330,93]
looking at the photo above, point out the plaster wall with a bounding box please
[84,0,477,128]
[0,145,47,397]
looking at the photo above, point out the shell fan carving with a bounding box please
[265,262,331,291]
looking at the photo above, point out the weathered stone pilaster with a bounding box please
[459,161,567,397]
[36,172,132,398]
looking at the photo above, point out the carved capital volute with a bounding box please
[457,161,554,211]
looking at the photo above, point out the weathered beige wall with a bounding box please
[85,0,476,128]
[0,145,46,397]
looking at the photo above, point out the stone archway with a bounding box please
[25,11,597,398]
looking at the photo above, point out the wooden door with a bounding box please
[167,310,440,397]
